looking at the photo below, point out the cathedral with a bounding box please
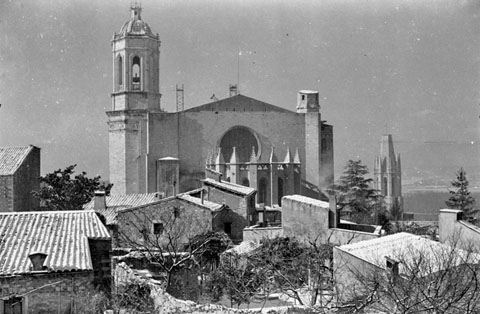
[107,5,334,206]
[373,134,403,212]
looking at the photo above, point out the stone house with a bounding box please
[87,191,227,249]
[201,178,257,243]
[0,210,111,314]
[0,146,40,212]
[333,232,480,303]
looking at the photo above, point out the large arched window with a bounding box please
[219,126,259,163]
[258,178,267,205]
[132,56,141,90]
[117,55,123,86]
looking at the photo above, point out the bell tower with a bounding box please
[111,4,161,111]
[107,4,161,194]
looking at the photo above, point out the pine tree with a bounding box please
[446,167,477,220]
[328,160,384,224]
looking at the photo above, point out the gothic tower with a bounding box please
[107,4,161,194]
[373,134,403,213]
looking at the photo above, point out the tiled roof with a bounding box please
[84,193,161,211]
[0,146,35,175]
[202,178,256,197]
[177,194,224,212]
[84,193,162,224]
[336,232,480,276]
[283,194,329,208]
[0,210,110,275]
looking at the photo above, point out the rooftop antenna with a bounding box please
[176,84,184,112]
[237,48,240,94]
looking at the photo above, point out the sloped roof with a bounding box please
[0,210,110,275]
[202,178,256,197]
[336,232,480,277]
[84,193,162,224]
[184,94,293,113]
[283,194,330,208]
[177,194,224,212]
[0,146,36,176]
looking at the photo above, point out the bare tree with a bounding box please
[334,235,480,314]
[114,202,230,298]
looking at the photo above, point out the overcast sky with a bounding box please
[1,0,479,187]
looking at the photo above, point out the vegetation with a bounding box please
[327,160,386,227]
[32,164,112,211]
[446,167,477,221]
[205,237,334,308]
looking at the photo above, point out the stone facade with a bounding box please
[0,271,95,314]
[107,6,334,204]
[113,197,214,249]
[0,146,40,212]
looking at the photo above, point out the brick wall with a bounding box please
[0,271,95,314]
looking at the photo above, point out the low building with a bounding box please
[0,210,111,313]
[0,145,40,212]
[333,232,480,303]
[281,195,383,245]
[439,208,480,252]
[87,191,228,248]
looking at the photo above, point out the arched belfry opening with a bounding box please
[132,56,141,90]
[219,126,259,163]
[117,55,123,87]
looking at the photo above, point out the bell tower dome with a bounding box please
[111,4,161,111]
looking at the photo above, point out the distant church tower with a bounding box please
[107,4,161,194]
[373,134,403,213]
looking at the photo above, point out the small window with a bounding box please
[224,222,232,234]
[173,207,180,218]
[153,223,164,235]
[301,95,305,100]
[4,296,23,314]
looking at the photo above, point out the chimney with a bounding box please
[385,256,399,283]
[29,252,48,271]
[94,191,106,210]
[328,195,338,228]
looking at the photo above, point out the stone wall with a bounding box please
[0,147,40,212]
[115,197,212,249]
[88,239,112,292]
[212,208,247,244]
[281,195,330,242]
[0,176,13,212]
[12,146,40,211]
[243,226,283,242]
[439,209,480,252]
[0,271,95,314]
